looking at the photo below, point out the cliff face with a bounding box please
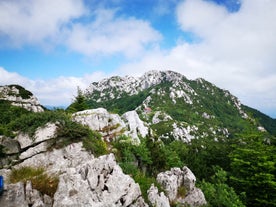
[0,85,44,113]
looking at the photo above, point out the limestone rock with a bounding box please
[147,184,170,207]
[122,110,149,143]
[15,122,57,149]
[0,136,20,154]
[73,108,126,141]
[17,142,92,174]
[156,166,206,207]
[73,108,149,143]
[53,153,148,207]
[0,85,44,113]
[181,188,207,207]
[0,180,52,207]
[0,182,28,207]
[25,180,50,207]
[19,142,48,160]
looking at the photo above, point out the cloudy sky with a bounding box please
[0,0,275,118]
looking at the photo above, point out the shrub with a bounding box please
[8,111,68,138]
[82,130,108,157]
[9,166,59,197]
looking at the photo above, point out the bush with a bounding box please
[82,130,108,157]
[9,166,59,197]
[8,111,68,138]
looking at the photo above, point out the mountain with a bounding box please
[0,84,44,113]
[1,71,275,207]
[74,70,271,143]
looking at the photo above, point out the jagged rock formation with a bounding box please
[0,121,148,206]
[73,108,148,143]
[156,167,207,207]
[86,71,189,101]
[0,85,44,112]
[147,184,170,207]
[53,153,147,207]
[0,119,207,207]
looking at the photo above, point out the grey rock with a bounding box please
[16,122,57,149]
[0,182,28,207]
[0,136,20,154]
[53,153,148,207]
[0,85,44,113]
[73,108,126,141]
[156,166,206,207]
[147,184,170,207]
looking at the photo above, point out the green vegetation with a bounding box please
[8,110,69,138]
[82,130,108,157]
[243,105,276,135]
[229,134,276,206]
[85,88,151,115]
[0,100,30,136]
[67,87,88,113]
[199,167,245,207]
[9,166,59,197]
[0,101,108,157]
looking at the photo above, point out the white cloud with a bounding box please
[0,67,106,106]
[0,0,86,47]
[0,1,161,58]
[66,8,162,57]
[118,0,276,117]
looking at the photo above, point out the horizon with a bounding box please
[0,0,276,118]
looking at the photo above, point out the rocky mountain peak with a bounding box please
[85,70,187,102]
[0,85,44,112]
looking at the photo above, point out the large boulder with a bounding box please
[0,181,53,207]
[0,136,20,155]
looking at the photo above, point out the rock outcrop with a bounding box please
[156,167,207,207]
[147,184,170,207]
[0,120,148,207]
[0,85,44,112]
[0,180,53,207]
[53,153,147,207]
[73,108,148,143]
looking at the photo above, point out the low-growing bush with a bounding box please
[8,111,68,138]
[9,166,59,197]
[83,130,108,157]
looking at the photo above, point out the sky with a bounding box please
[0,0,276,118]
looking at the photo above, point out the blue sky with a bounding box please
[0,0,276,118]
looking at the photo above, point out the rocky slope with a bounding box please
[0,123,147,206]
[0,122,205,207]
[0,85,44,112]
